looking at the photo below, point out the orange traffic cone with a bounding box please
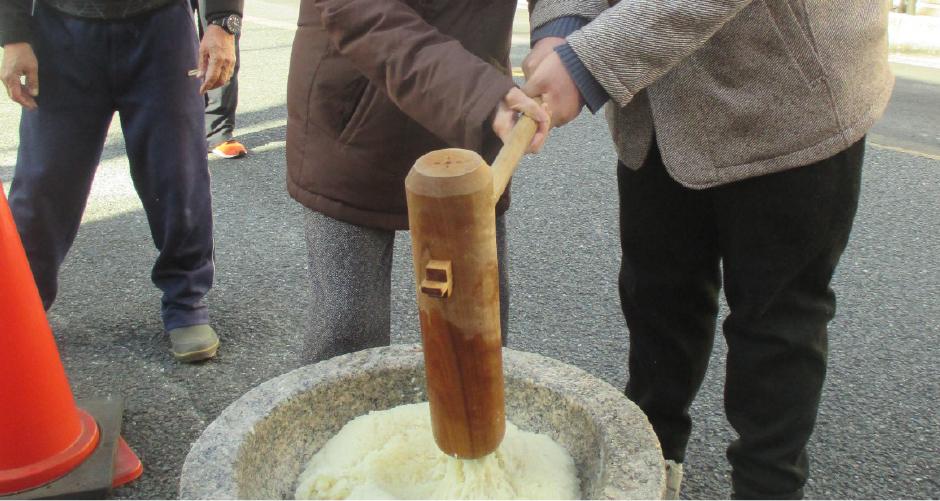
[0,189,140,496]
[0,189,101,494]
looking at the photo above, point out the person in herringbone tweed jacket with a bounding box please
[521,0,894,498]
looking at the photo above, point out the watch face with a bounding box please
[226,15,241,34]
[214,15,240,35]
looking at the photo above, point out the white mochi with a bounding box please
[295,402,580,500]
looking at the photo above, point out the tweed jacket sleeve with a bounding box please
[309,0,516,151]
[531,0,755,106]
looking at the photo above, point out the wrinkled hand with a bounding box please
[196,25,236,94]
[521,36,565,80]
[492,87,551,154]
[521,39,585,129]
[1,42,39,110]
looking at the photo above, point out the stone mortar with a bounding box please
[179,344,665,499]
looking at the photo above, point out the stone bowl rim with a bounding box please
[179,344,664,499]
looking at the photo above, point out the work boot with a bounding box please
[664,459,683,500]
[169,324,219,362]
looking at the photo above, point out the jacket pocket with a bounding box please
[762,0,826,87]
[405,0,444,18]
[337,80,374,145]
[300,37,374,141]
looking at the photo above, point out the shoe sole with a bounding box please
[172,340,219,363]
[210,150,247,159]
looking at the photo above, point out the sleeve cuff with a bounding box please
[0,16,31,46]
[205,12,239,23]
[203,0,244,19]
[464,75,517,151]
[555,44,609,114]
[530,16,587,47]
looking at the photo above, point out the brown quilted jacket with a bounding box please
[286,0,519,230]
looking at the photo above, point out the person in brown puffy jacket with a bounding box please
[286,0,549,364]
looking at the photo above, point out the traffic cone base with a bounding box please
[0,409,99,495]
[112,437,143,488]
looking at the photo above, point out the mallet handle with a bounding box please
[490,97,542,200]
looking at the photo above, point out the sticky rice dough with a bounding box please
[294,402,581,500]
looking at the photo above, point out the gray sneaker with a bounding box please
[169,324,219,362]
[664,460,683,500]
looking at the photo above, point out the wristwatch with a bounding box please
[209,14,241,36]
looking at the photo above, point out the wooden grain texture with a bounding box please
[405,149,506,459]
[490,98,541,200]
[404,110,538,459]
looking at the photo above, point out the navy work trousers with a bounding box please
[9,0,214,331]
[619,138,865,499]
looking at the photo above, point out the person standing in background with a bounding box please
[193,0,246,159]
[0,0,243,362]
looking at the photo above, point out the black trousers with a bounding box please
[618,138,865,499]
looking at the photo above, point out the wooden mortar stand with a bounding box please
[405,112,539,459]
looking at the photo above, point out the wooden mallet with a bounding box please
[405,106,541,459]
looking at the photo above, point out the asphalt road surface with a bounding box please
[0,2,938,499]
